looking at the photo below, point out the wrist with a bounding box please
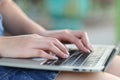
[39,30,52,37]
[39,30,61,39]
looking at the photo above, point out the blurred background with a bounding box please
[14,0,118,45]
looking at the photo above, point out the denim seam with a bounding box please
[22,71,34,80]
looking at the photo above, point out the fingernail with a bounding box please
[87,50,90,53]
[88,50,91,53]
[66,51,70,56]
[52,56,58,59]
[90,50,93,53]
[63,54,69,58]
[90,47,94,51]
[89,45,94,51]
[85,49,91,53]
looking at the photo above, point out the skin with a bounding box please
[0,0,92,59]
[0,0,120,80]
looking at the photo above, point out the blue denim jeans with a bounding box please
[0,66,59,80]
[0,15,4,36]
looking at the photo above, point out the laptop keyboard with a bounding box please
[44,47,107,67]
[81,47,106,67]
[63,50,89,66]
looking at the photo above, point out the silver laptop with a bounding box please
[0,44,120,72]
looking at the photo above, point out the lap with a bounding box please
[0,66,59,80]
[0,56,119,80]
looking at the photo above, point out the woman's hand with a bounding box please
[0,34,69,59]
[42,30,93,53]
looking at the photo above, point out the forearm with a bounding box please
[0,0,46,35]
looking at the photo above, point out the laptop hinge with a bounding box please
[103,48,117,71]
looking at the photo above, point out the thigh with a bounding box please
[56,72,120,80]
[0,66,59,80]
[105,56,120,77]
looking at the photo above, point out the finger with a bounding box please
[75,39,91,53]
[31,38,69,57]
[63,32,90,53]
[52,39,69,55]
[73,31,93,51]
[50,45,69,58]
[81,37,93,51]
[35,50,58,59]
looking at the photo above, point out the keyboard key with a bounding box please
[62,51,83,66]
[53,50,82,66]
[81,47,106,67]
[73,53,90,66]
[44,60,55,65]
[53,58,66,65]
[69,50,78,55]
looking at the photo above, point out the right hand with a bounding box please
[0,34,69,59]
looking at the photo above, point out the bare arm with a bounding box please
[0,0,46,35]
[0,0,92,54]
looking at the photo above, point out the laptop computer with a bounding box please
[0,44,120,72]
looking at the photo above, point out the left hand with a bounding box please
[41,30,93,53]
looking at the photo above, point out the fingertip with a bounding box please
[36,50,57,60]
[63,54,69,58]
[85,49,91,53]
[65,50,70,56]
[79,46,91,53]
[50,56,58,60]
[88,44,94,52]
[61,45,70,56]
[60,52,69,58]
